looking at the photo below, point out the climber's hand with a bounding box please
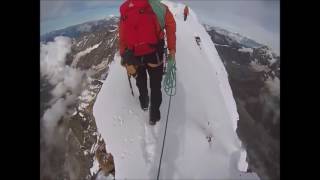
[125,64,137,77]
[168,49,175,61]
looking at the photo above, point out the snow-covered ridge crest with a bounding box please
[93,0,259,179]
[164,0,239,131]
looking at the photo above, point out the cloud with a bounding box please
[40,36,88,141]
[40,36,72,84]
[265,76,280,97]
[41,0,72,21]
[41,0,121,22]
[260,76,280,125]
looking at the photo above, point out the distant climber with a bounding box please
[206,135,212,143]
[195,36,201,49]
[184,5,189,21]
[119,0,176,125]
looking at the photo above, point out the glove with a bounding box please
[168,50,176,62]
[125,64,137,77]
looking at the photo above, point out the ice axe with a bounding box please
[127,74,134,96]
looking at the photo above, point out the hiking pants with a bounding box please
[135,64,163,114]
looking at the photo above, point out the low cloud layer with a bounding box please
[260,77,280,125]
[40,36,87,140]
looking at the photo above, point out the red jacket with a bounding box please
[119,1,176,56]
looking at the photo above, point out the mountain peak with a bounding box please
[204,24,264,49]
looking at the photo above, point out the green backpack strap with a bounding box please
[148,0,166,29]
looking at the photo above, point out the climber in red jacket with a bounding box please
[119,0,176,125]
[184,5,189,21]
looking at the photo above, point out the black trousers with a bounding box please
[135,64,163,114]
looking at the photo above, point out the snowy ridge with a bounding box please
[93,1,259,179]
[170,1,240,131]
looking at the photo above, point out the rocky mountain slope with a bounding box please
[205,24,280,180]
[40,17,119,180]
[40,15,280,180]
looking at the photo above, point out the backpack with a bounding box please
[120,0,164,56]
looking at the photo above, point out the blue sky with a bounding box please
[41,0,280,54]
[41,1,121,35]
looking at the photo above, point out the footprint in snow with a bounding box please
[117,116,125,126]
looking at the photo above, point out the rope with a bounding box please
[156,91,172,180]
[157,57,176,180]
[163,57,176,96]
[148,0,166,29]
